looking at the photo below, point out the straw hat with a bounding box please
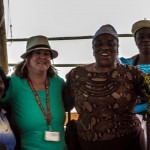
[131,19,150,35]
[21,35,58,59]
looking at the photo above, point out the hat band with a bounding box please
[28,44,50,51]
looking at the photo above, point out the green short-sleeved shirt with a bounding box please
[1,75,67,150]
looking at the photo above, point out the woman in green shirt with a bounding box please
[1,35,67,150]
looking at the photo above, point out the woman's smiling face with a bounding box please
[92,34,119,67]
[27,49,51,73]
[135,27,150,55]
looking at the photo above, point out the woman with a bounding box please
[65,24,150,150]
[120,19,150,149]
[0,35,67,150]
[120,19,150,114]
[0,67,16,150]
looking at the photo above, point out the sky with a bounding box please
[3,0,150,78]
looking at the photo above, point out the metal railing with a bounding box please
[7,34,133,67]
[7,34,132,42]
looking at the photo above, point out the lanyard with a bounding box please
[27,78,51,126]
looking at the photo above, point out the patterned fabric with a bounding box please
[78,127,145,150]
[0,108,16,150]
[143,76,150,115]
[66,64,150,141]
[120,57,150,113]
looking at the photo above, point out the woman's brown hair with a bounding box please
[13,53,57,78]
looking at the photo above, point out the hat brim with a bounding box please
[93,32,118,44]
[132,20,150,34]
[21,47,58,59]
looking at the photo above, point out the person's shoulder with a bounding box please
[6,75,19,81]
[7,75,27,86]
[9,75,24,81]
[120,57,133,65]
[125,65,145,75]
[49,75,65,83]
[118,64,140,71]
[68,65,85,73]
[65,65,86,79]
[9,75,19,79]
[116,65,145,81]
[72,65,85,71]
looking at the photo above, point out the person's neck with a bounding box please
[93,63,116,73]
[28,72,47,90]
[139,54,150,64]
[136,53,150,64]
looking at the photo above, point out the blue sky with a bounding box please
[4,0,150,78]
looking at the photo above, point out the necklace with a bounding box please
[27,78,51,126]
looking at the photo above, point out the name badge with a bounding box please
[44,131,60,141]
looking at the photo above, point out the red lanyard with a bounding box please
[27,78,51,126]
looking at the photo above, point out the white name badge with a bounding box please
[44,131,60,142]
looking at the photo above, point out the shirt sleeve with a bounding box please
[135,71,150,115]
[64,70,76,111]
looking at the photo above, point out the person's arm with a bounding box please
[63,83,74,112]
[63,72,75,112]
[143,75,150,150]
[147,94,150,150]
[139,75,150,150]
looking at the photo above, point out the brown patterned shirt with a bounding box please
[66,64,149,141]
